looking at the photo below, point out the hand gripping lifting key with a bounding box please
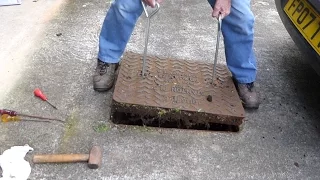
[141,0,160,78]
[212,14,222,83]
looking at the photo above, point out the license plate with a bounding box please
[284,0,320,55]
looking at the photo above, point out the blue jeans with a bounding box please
[98,0,257,83]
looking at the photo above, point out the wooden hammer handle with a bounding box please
[33,154,89,163]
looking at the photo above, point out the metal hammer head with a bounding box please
[88,146,102,169]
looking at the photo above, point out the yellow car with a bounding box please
[275,0,320,75]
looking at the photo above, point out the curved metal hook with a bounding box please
[141,1,160,18]
[212,13,222,83]
[141,1,160,78]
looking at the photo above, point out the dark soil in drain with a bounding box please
[111,101,242,132]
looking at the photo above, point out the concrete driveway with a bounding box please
[0,0,320,179]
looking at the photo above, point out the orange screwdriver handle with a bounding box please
[34,88,48,101]
[1,114,20,122]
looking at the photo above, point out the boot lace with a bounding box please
[98,61,109,75]
[246,82,254,91]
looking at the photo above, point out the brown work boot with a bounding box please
[235,82,260,109]
[93,59,118,92]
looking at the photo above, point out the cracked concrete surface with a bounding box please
[0,0,320,179]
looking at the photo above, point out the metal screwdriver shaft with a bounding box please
[141,0,160,78]
[18,113,63,122]
[34,88,58,109]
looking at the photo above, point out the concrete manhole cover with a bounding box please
[111,52,245,132]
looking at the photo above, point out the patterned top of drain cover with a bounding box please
[113,52,245,118]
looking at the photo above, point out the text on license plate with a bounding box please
[284,0,320,55]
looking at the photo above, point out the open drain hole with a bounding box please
[111,112,241,132]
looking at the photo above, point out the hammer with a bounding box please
[32,146,102,169]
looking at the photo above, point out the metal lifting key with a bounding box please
[141,0,160,78]
[212,14,222,83]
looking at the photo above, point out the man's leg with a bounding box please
[93,0,143,92]
[207,0,259,109]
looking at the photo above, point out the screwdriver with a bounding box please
[1,114,51,123]
[0,109,64,122]
[34,88,58,109]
